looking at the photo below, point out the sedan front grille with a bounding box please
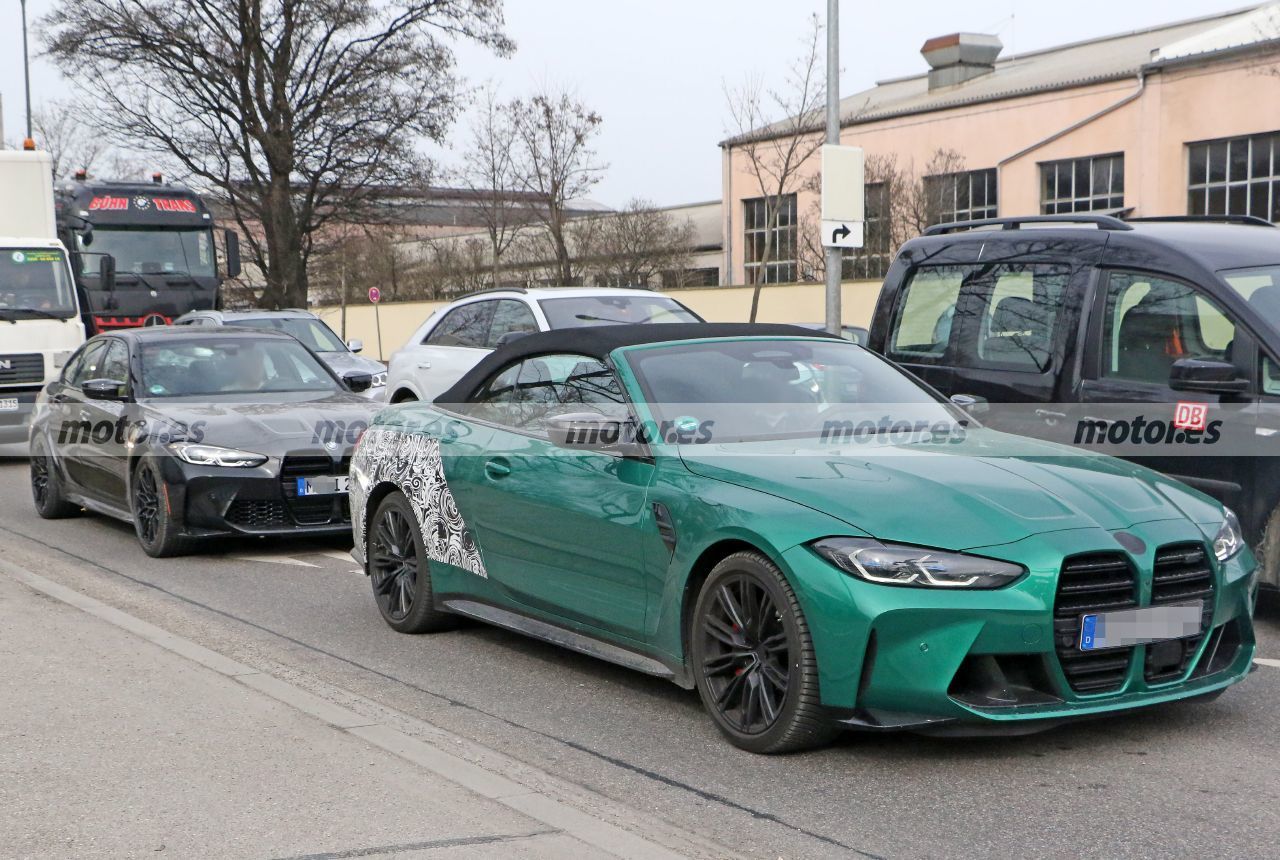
[0,353,44,385]
[1053,552,1137,694]
[280,453,351,525]
[1144,543,1214,684]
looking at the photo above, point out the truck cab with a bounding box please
[868,214,1280,588]
[0,152,86,447]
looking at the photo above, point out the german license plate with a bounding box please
[296,475,350,496]
[0,398,18,412]
[1079,601,1203,651]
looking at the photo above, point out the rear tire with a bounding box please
[690,551,838,754]
[131,458,192,558]
[368,492,456,634]
[30,438,80,519]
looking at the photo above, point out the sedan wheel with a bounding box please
[30,439,80,519]
[131,458,192,558]
[368,492,455,634]
[692,552,837,753]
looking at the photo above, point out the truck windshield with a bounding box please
[0,248,78,317]
[78,228,215,278]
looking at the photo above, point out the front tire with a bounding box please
[131,458,192,558]
[690,551,838,754]
[368,492,455,634]
[30,438,80,519]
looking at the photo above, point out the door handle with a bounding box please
[1081,416,1112,428]
[417,362,432,370]
[78,410,92,422]
[484,457,511,479]
[1035,409,1066,420]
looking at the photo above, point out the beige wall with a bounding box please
[724,53,1280,283]
[314,280,882,361]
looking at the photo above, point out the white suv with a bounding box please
[386,287,702,403]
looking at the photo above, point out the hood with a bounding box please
[137,391,379,453]
[317,351,387,376]
[678,428,1220,551]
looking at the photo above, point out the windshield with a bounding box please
[625,339,960,442]
[539,294,701,328]
[1220,266,1280,320]
[79,228,216,278]
[140,337,340,397]
[233,316,347,352]
[0,248,78,317]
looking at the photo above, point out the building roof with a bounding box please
[435,323,837,404]
[729,4,1279,145]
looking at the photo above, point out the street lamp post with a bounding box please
[824,0,841,335]
[20,0,34,144]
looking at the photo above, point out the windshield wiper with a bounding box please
[0,308,67,323]
[575,312,661,325]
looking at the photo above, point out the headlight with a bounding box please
[812,537,1025,589]
[370,371,387,387]
[169,442,268,468]
[1213,507,1244,562]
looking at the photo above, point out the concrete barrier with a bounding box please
[313,280,883,361]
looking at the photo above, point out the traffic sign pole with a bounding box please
[824,0,841,336]
[369,287,383,360]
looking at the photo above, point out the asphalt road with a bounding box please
[2,457,1278,859]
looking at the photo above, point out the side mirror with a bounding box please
[1169,358,1249,394]
[546,412,641,455]
[342,370,373,393]
[99,254,116,293]
[83,378,127,401]
[224,230,242,279]
[346,338,363,353]
[950,393,989,416]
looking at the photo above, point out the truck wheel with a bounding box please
[30,438,80,519]
[1257,505,1280,590]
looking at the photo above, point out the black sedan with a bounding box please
[29,327,378,556]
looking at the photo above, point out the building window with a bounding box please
[743,194,797,284]
[1040,154,1124,214]
[924,168,998,225]
[1188,132,1280,221]
[842,182,891,280]
[661,267,719,289]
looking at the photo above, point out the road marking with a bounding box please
[1254,658,1280,669]
[319,550,357,563]
[224,553,319,568]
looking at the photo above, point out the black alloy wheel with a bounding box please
[692,552,838,754]
[131,458,191,557]
[700,574,790,734]
[368,492,455,634]
[30,439,79,519]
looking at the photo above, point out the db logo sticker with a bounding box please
[1174,402,1208,432]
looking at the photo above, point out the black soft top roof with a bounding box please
[435,322,838,404]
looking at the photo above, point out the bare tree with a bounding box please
[588,198,696,288]
[454,85,531,288]
[31,101,107,179]
[724,14,825,320]
[41,0,511,309]
[511,88,605,285]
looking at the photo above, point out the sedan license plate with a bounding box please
[296,475,350,496]
[1079,601,1203,651]
[0,398,18,412]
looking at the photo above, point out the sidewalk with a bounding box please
[0,570,606,859]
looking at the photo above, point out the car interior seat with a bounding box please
[1116,290,1186,383]
[983,296,1050,368]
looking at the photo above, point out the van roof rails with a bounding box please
[1123,215,1277,228]
[924,214,1134,236]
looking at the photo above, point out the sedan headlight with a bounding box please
[1213,507,1244,562]
[169,442,268,468]
[370,371,387,388]
[812,537,1025,589]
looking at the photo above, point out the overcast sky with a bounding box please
[0,0,1257,207]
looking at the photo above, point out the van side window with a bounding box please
[969,267,1068,372]
[887,268,963,363]
[1264,357,1280,396]
[1101,273,1237,385]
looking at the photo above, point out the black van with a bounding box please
[867,214,1280,588]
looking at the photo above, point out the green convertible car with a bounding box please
[349,323,1258,753]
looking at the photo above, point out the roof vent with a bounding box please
[921,33,1002,90]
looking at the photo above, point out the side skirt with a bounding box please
[439,597,694,689]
